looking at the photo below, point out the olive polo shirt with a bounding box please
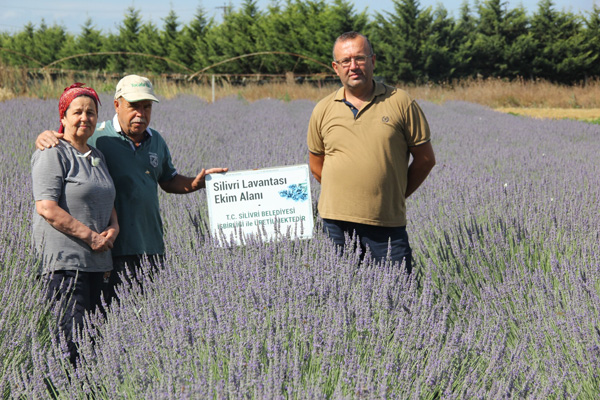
[307,82,431,227]
[88,115,177,257]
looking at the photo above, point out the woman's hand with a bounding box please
[89,231,112,252]
[99,208,120,249]
[36,200,113,252]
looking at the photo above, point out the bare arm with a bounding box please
[35,130,63,150]
[405,141,436,198]
[35,200,111,251]
[159,168,228,194]
[309,152,325,183]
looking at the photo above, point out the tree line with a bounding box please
[1,0,598,84]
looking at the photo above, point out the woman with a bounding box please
[31,83,119,366]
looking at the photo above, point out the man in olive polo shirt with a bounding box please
[36,75,227,302]
[307,32,436,273]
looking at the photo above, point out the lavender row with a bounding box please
[1,95,599,398]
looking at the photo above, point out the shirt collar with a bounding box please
[334,81,387,103]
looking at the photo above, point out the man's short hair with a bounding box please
[332,31,374,61]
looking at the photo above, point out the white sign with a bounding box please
[205,164,314,245]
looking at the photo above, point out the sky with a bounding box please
[0,0,596,35]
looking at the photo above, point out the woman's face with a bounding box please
[61,96,97,141]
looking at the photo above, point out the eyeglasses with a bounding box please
[334,54,373,68]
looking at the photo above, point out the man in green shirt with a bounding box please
[36,75,227,302]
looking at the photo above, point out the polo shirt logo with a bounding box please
[149,152,159,168]
[382,116,390,123]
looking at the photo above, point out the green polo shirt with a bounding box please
[88,115,177,256]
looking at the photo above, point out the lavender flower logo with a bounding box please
[278,183,308,202]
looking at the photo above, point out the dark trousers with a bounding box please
[322,218,413,274]
[45,270,110,366]
[106,254,164,306]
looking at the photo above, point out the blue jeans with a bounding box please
[322,218,412,274]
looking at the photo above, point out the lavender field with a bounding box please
[1,94,599,399]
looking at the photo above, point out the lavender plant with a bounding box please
[1,95,599,398]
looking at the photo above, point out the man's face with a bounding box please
[114,98,153,137]
[332,36,375,91]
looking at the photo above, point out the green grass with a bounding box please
[587,117,600,125]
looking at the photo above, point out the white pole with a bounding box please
[212,75,215,103]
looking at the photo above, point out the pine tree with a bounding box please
[59,19,106,71]
[530,0,588,82]
[470,0,510,78]
[0,1,597,83]
[179,6,213,73]
[259,0,329,75]
[107,7,144,73]
[583,5,600,79]
[3,23,37,67]
[420,5,458,82]
[138,21,166,74]
[452,1,477,79]
[160,9,188,72]
[33,21,68,66]
[324,0,369,41]
[5,20,69,67]
[371,0,432,83]
[204,0,265,75]
[501,6,532,79]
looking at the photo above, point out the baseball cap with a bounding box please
[114,75,159,103]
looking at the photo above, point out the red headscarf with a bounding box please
[58,83,101,133]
